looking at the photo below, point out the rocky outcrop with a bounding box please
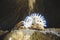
[4,29,60,40]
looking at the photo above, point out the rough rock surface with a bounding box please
[4,29,60,40]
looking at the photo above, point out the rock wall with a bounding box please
[4,29,60,40]
[0,0,28,30]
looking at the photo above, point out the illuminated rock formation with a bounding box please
[4,29,60,40]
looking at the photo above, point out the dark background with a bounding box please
[0,0,60,30]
